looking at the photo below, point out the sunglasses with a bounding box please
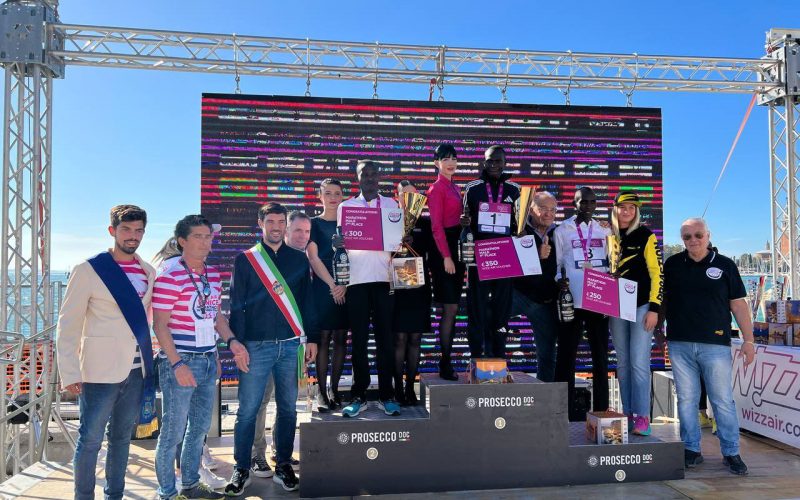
[199,274,211,298]
[681,232,707,241]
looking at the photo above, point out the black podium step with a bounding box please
[299,372,683,497]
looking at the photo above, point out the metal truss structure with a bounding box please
[0,0,798,478]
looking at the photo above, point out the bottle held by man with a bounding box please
[558,267,575,323]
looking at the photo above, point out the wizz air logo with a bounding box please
[732,344,800,411]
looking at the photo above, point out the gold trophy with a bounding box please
[398,191,428,255]
[514,186,535,237]
[607,234,622,276]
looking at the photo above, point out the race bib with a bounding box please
[571,238,608,269]
[194,318,217,347]
[477,202,512,235]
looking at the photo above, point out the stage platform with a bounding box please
[3,373,800,499]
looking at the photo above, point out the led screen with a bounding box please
[200,94,664,384]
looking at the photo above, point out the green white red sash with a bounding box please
[243,242,305,341]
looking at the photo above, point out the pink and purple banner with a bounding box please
[581,269,638,320]
[476,236,542,281]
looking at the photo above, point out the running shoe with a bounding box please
[268,452,299,470]
[723,454,748,475]
[632,415,651,436]
[224,468,251,497]
[273,463,299,492]
[378,399,401,416]
[342,397,367,418]
[202,444,222,470]
[199,466,228,489]
[684,449,704,468]
[179,482,223,499]
[250,455,273,478]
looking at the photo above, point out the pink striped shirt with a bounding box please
[153,262,222,353]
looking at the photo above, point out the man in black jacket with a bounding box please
[463,145,521,358]
[511,191,559,381]
[225,202,318,496]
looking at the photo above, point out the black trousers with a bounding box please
[466,267,513,358]
[555,308,610,414]
[346,282,395,401]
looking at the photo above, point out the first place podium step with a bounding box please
[299,373,683,497]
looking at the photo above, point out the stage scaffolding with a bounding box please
[0,0,797,479]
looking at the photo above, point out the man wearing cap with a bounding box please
[553,186,612,418]
[663,217,755,475]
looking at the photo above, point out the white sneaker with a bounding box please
[202,444,222,470]
[199,465,227,490]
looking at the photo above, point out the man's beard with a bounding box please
[117,241,139,255]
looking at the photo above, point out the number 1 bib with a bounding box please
[477,183,511,236]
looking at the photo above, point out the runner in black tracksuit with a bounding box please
[462,146,521,358]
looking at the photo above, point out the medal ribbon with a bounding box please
[575,221,594,264]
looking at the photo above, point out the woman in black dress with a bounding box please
[392,180,433,405]
[306,178,349,411]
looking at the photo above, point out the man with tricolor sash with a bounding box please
[56,205,156,500]
[226,202,319,496]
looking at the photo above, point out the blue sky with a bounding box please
[41,1,793,269]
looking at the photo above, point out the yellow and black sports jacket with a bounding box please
[616,225,663,313]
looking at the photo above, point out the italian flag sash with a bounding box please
[243,242,306,378]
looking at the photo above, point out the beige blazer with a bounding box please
[56,252,156,386]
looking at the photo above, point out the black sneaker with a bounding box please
[224,468,251,497]
[250,455,273,478]
[684,449,704,468]
[179,482,224,499]
[723,454,748,475]
[269,451,299,470]
[273,463,299,492]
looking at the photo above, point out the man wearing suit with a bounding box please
[56,205,156,500]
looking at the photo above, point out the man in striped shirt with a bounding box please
[153,215,247,500]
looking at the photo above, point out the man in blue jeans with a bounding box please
[56,205,155,500]
[511,191,559,382]
[226,203,318,496]
[663,217,756,475]
[152,215,247,500]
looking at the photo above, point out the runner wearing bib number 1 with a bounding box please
[553,187,612,420]
[462,145,521,358]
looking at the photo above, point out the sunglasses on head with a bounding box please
[681,232,706,241]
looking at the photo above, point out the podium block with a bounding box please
[299,372,683,497]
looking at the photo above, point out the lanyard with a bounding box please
[485,182,503,203]
[575,221,594,262]
[181,260,210,314]
[363,195,381,208]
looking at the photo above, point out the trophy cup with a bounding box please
[607,234,622,276]
[514,186,535,237]
[398,191,428,255]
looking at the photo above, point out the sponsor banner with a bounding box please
[581,269,638,320]
[337,430,412,445]
[732,340,800,448]
[476,236,543,281]
[341,206,403,251]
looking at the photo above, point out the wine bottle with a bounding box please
[332,226,350,286]
[459,227,475,266]
[557,266,575,323]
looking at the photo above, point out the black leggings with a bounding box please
[555,309,610,414]
[394,332,422,395]
[315,329,348,397]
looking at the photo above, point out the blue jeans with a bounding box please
[74,368,143,500]
[610,304,653,416]
[668,341,740,456]
[155,352,217,499]
[234,339,298,469]
[512,291,558,382]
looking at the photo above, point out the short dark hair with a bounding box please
[434,143,457,161]
[110,204,147,228]
[319,178,343,193]
[258,202,288,221]
[174,214,213,252]
[288,210,311,225]
[485,145,505,157]
[356,160,380,177]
